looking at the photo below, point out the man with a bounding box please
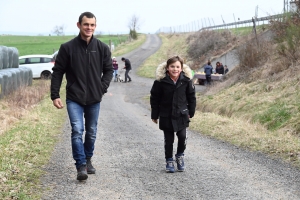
[121,57,132,82]
[50,12,113,181]
[204,61,213,85]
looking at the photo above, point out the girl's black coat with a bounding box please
[150,72,196,132]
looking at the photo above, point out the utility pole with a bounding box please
[284,0,290,12]
[255,6,258,26]
[233,13,237,30]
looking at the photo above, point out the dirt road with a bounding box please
[41,34,300,200]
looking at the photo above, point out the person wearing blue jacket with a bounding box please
[204,61,213,85]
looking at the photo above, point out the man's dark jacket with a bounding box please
[51,34,113,105]
[124,58,132,70]
[150,72,196,132]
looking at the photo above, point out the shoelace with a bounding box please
[176,157,183,166]
[167,161,174,167]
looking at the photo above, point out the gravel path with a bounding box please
[41,34,300,200]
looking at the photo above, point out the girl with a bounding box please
[150,55,196,173]
[112,57,118,82]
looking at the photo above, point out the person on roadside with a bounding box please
[50,11,113,181]
[150,55,196,173]
[224,65,229,74]
[121,57,132,83]
[204,61,213,85]
[215,61,224,75]
[112,57,118,82]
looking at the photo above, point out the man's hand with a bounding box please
[152,119,158,124]
[53,98,64,109]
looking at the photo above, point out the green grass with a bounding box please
[0,34,129,56]
[0,81,67,199]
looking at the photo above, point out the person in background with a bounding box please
[121,57,132,83]
[150,55,196,173]
[112,57,118,82]
[50,11,113,181]
[224,65,229,74]
[215,61,224,75]
[204,61,213,85]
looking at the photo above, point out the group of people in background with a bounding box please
[204,60,229,85]
[111,57,132,83]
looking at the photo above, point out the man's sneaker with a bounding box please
[77,164,88,180]
[86,157,96,174]
[175,153,185,172]
[166,158,175,173]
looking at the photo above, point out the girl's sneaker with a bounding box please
[166,158,175,173]
[175,153,185,172]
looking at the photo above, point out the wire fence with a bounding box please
[156,13,284,34]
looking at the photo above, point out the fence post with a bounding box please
[252,17,259,47]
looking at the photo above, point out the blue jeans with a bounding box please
[113,69,118,81]
[66,99,100,169]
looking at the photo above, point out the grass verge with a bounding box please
[0,80,67,199]
[111,34,147,57]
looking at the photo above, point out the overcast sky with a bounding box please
[0,0,285,35]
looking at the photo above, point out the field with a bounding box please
[0,34,129,56]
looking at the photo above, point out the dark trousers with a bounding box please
[163,128,187,159]
[124,69,131,82]
[206,75,212,85]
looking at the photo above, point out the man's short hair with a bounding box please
[121,57,125,61]
[79,12,96,24]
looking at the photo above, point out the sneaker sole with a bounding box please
[87,171,96,174]
[77,174,88,180]
[166,169,175,173]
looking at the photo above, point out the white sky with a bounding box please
[0,0,285,35]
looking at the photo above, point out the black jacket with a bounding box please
[216,65,224,74]
[150,71,196,132]
[124,58,132,70]
[51,34,113,105]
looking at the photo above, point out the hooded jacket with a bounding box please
[150,62,196,132]
[51,34,113,105]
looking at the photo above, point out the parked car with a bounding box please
[52,50,58,61]
[19,54,55,79]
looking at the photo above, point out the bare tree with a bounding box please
[127,14,142,39]
[52,25,65,36]
[128,14,141,30]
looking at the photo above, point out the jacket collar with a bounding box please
[155,62,193,81]
[76,34,95,45]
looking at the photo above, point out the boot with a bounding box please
[86,157,96,174]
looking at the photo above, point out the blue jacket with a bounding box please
[204,64,213,75]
